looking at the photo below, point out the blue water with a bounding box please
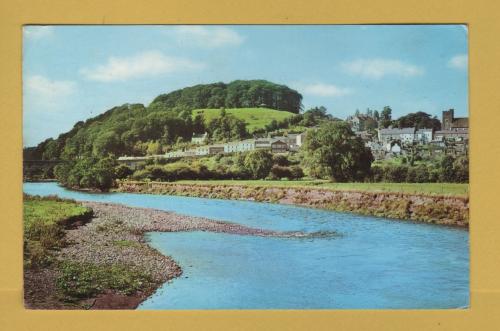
[24,182,469,309]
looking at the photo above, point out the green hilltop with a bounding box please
[192,107,295,133]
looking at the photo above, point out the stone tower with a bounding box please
[442,109,454,130]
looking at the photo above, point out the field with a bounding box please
[192,107,295,132]
[174,180,469,197]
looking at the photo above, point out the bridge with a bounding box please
[23,159,67,166]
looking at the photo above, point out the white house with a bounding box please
[378,127,416,144]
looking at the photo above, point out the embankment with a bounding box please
[116,181,469,227]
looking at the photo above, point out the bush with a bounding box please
[272,154,290,167]
[115,164,133,179]
[386,165,408,182]
[270,165,293,179]
[244,149,274,179]
[289,165,305,179]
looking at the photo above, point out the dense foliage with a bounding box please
[303,122,374,182]
[371,155,468,183]
[54,157,117,190]
[395,111,441,130]
[206,109,248,142]
[152,80,303,114]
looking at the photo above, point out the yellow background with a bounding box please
[1,0,499,330]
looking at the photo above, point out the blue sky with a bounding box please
[23,25,468,147]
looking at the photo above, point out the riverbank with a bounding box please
[25,199,317,309]
[115,181,469,227]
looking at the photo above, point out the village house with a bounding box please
[378,127,416,144]
[191,132,208,145]
[434,130,469,142]
[271,139,288,153]
[415,128,433,144]
[346,114,377,132]
[224,139,255,153]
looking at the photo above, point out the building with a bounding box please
[378,127,416,144]
[296,132,306,146]
[434,130,469,142]
[355,130,373,143]
[255,138,273,149]
[271,140,288,153]
[346,115,377,132]
[224,139,255,153]
[117,156,150,169]
[442,109,469,131]
[191,132,208,145]
[415,128,433,144]
[208,144,225,155]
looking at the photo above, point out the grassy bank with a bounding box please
[24,195,93,268]
[117,180,469,226]
[172,180,469,197]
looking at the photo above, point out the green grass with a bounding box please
[24,196,90,231]
[23,195,92,268]
[174,179,469,196]
[192,107,295,133]
[56,261,153,300]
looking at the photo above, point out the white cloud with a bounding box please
[170,26,244,48]
[448,54,468,70]
[341,58,424,79]
[80,51,204,82]
[302,83,352,97]
[24,75,76,109]
[23,26,54,39]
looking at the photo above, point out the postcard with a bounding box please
[22,25,469,310]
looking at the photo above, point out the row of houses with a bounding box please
[118,133,306,168]
[167,133,305,159]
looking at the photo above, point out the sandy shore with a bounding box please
[25,201,324,309]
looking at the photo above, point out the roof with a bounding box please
[379,127,415,135]
[452,117,469,128]
[435,129,469,134]
[416,128,433,133]
[118,156,149,161]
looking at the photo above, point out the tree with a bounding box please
[192,114,206,134]
[303,122,374,182]
[395,111,441,130]
[380,106,393,128]
[244,149,273,179]
[440,155,455,182]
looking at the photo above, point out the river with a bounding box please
[23,182,469,309]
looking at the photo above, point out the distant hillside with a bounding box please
[192,108,295,133]
[24,80,303,161]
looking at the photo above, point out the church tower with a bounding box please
[442,109,454,130]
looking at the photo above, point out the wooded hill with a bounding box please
[24,80,303,161]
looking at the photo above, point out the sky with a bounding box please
[23,25,468,147]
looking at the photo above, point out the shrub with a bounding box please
[270,165,293,179]
[289,165,305,179]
